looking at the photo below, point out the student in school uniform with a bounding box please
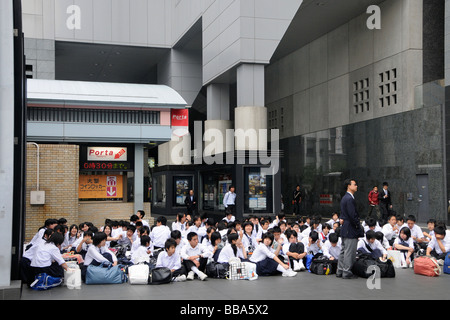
[381,215,399,247]
[393,227,415,267]
[150,216,171,251]
[180,232,213,281]
[21,228,55,286]
[423,219,436,242]
[156,238,187,282]
[172,213,187,233]
[283,229,306,272]
[188,215,203,237]
[136,210,150,227]
[249,232,297,277]
[130,226,150,255]
[217,233,248,266]
[322,233,341,261]
[320,224,331,243]
[363,217,382,233]
[131,235,152,264]
[74,230,94,259]
[82,232,118,281]
[241,221,258,256]
[357,230,388,260]
[326,213,340,228]
[426,225,450,261]
[301,230,322,255]
[27,218,59,252]
[406,215,427,251]
[62,224,81,252]
[170,230,187,258]
[30,232,69,281]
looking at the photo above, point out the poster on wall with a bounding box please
[79,175,123,199]
[247,172,267,210]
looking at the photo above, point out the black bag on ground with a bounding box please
[352,253,395,278]
[148,267,172,285]
[309,254,336,275]
[206,262,228,279]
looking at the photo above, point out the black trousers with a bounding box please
[183,257,208,273]
[287,243,304,266]
[32,261,65,280]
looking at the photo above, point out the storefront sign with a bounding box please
[87,147,128,161]
[79,175,123,199]
[171,109,189,137]
[320,194,333,206]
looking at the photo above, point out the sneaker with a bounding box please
[437,259,445,266]
[198,271,208,281]
[174,275,187,282]
[282,269,297,277]
[187,271,195,280]
[298,260,306,271]
[293,261,301,272]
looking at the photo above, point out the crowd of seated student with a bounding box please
[20,210,450,287]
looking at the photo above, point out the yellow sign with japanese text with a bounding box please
[79,175,123,199]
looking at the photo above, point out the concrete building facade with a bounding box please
[18,0,448,237]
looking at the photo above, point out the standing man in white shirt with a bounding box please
[223,185,237,215]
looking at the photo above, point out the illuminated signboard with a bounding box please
[79,175,123,199]
[87,147,128,161]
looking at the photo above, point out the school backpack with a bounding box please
[206,261,228,279]
[444,253,450,275]
[30,273,63,291]
[309,254,336,275]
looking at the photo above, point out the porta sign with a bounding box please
[87,147,128,161]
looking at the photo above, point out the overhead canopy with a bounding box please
[27,79,188,109]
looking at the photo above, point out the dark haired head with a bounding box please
[165,238,177,250]
[400,227,411,240]
[329,233,339,244]
[140,235,151,246]
[365,230,376,240]
[210,232,222,245]
[170,230,182,240]
[93,232,108,246]
[47,232,65,247]
[187,232,198,241]
[309,231,319,242]
[262,232,274,245]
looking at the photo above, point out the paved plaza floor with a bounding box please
[21,267,449,301]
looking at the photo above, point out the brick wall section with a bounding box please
[25,144,80,241]
[25,144,154,241]
[78,202,153,228]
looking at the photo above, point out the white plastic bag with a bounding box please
[387,250,407,268]
[128,264,150,285]
[64,267,82,290]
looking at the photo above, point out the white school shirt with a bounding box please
[24,235,46,260]
[172,221,186,232]
[156,251,182,270]
[150,225,171,248]
[357,239,387,256]
[427,234,450,255]
[223,216,236,224]
[131,245,151,264]
[393,237,414,249]
[30,242,66,268]
[302,238,322,255]
[223,191,236,207]
[408,224,424,242]
[84,245,117,266]
[180,243,213,261]
[29,228,46,249]
[242,232,258,252]
[322,239,341,260]
[217,243,246,264]
[326,218,339,227]
[249,244,275,263]
[381,223,399,241]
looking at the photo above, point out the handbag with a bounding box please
[128,264,150,285]
[309,255,335,275]
[414,256,441,277]
[85,261,127,285]
[30,273,63,291]
[206,262,228,279]
[148,267,172,285]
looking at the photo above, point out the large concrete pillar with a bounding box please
[134,144,144,213]
[0,0,14,287]
[205,84,233,156]
[235,64,267,151]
